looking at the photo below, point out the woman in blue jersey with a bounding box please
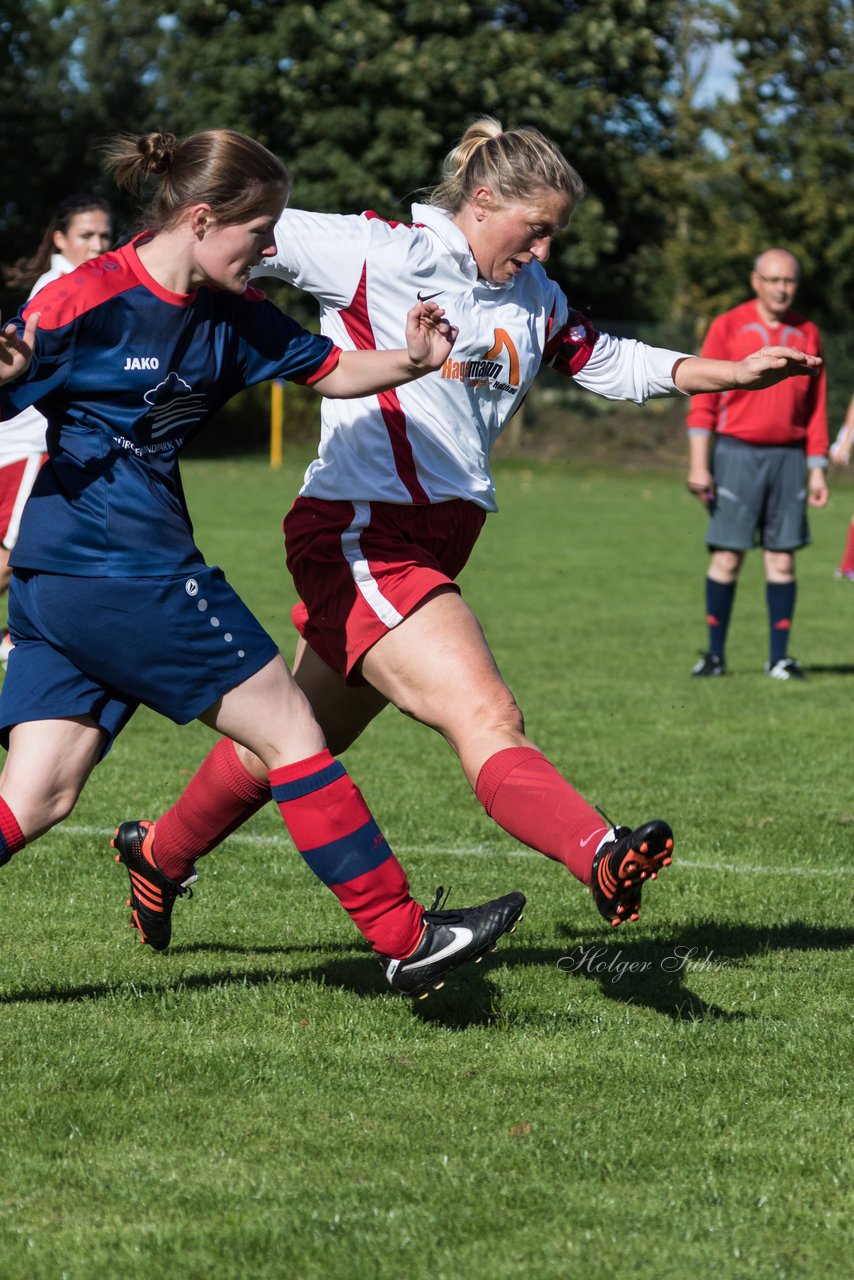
[0,127,527,995]
[139,118,822,945]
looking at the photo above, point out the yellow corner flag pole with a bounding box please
[270,380,284,469]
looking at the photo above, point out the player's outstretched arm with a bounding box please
[673,347,822,395]
[312,301,458,399]
[0,311,40,386]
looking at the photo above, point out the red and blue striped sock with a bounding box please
[270,749,423,957]
[0,797,26,866]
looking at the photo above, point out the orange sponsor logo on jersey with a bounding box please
[441,327,521,391]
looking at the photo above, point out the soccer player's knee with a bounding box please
[232,741,267,782]
[44,784,79,826]
[479,688,525,737]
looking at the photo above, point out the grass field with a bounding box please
[0,452,851,1280]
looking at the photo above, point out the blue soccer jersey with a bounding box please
[0,234,339,576]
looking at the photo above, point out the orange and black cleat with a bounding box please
[111,820,197,951]
[590,819,674,927]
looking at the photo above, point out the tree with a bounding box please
[0,0,161,311]
[701,0,854,330]
[125,0,689,318]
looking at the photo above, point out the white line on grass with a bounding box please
[57,824,853,876]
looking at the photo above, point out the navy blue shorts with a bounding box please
[0,566,279,753]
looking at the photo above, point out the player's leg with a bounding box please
[836,516,854,580]
[125,641,386,944]
[357,588,672,925]
[693,438,760,677]
[764,549,800,677]
[692,545,744,676]
[0,716,105,864]
[0,570,132,868]
[110,644,426,961]
[145,635,389,886]
[192,653,425,956]
[762,447,807,680]
[99,576,422,959]
[120,650,523,985]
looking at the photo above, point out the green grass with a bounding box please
[1,453,851,1280]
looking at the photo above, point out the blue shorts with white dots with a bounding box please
[0,565,279,752]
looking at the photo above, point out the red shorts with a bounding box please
[0,454,47,549]
[284,496,487,683]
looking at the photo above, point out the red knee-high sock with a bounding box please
[476,746,609,885]
[270,749,423,957]
[839,519,854,575]
[0,797,26,866]
[153,739,271,882]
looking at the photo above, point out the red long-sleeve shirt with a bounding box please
[686,299,828,461]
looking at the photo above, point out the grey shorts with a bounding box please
[707,437,809,552]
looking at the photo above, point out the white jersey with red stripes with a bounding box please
[257,204,688,511]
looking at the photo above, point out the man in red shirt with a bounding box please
[686,248,828,680]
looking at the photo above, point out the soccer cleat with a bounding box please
[590,819,674,927]
[691,651,725,677]
[111,820,197,951]
[764,657,805,681]
[381,887,525,999]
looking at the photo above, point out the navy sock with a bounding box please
[706,577,736,658]
[767,581,796,666]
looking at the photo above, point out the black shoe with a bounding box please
[764,657,805,681]
[381,888,525,999]
[691,651,725,677]
[111,820,197,951]
[590,820,674,927]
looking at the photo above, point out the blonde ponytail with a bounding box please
[428,117,584,214]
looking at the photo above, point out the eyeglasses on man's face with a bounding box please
[755,272,799,287]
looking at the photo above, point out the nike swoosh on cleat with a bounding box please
[402,925,474,971]
[580,827,609,848]
[417,290,444,302]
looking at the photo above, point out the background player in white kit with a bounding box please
[118,117,821,953]
[0,195,113,665]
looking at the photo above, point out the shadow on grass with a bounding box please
[2,920,849,1028]
[546,919,854,1022]
[801,663,854,676]
[0,947,509,1028]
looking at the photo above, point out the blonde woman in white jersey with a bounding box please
[0,195,113,664]
[122,119,821,967]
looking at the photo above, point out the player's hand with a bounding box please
[808,467,829,509]
[686,467,715,506]
[829,425,852,467]
[733,346,822,390]
[0,311,40,384]
[404,300,458,371]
